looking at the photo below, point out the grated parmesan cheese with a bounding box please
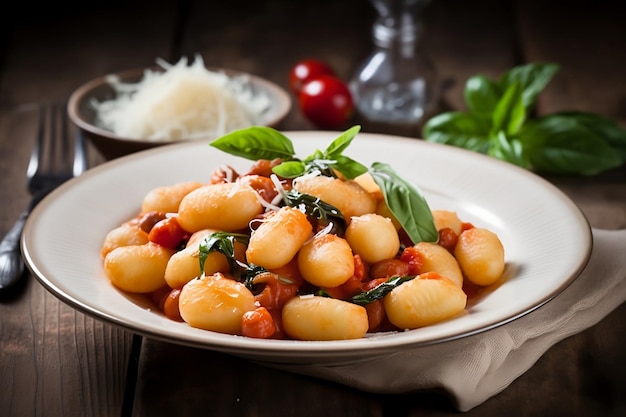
[93,55,271,142]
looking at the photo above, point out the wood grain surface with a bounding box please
[1,0,624,416]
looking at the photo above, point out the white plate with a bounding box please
[22,132,592,364]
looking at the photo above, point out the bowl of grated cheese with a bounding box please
[68,56,291,160]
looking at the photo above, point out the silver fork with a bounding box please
[0,102,88,292]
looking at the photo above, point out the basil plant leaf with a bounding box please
[272,160,306,178]
[369,162,438,244]
[499,63,560,109]
[556,111,626,162]
[283,189,346,234]
[488,131,529,169]
[423,111,491,153]
[323,125,361,158]
[210,126,295,161]
[350,276,415,306]
[464,75,502,117]
[520,114,623,175]
[198,232,250,277]
[327,154,368,180]
[491,82,526,136]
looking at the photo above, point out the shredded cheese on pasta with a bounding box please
[93,55,270,142]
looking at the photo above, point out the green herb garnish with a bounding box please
[318,275,416,305]
[423,62,626,175]
[210,126,296,161]
[282,189,346,235]
[350,276,415,306]
[210,126,438,244]
[198,232,263,282]
[370,162,438,243]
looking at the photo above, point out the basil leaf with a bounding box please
[556,111,626,162]
[242,265,270,292]
[464,75,502,117]
[283,189,346,234]
[272,160,306,178]
[488,131,529,169]
[323,125,361,158]
[423,112,491,152]
[198,232,250,277]
[350,276,415,306]
[491,82,526,136]
[499,63,560,109]
[520,114,623,175]
[327,154,368,179]
[210,126,295,161]
[369,162,438,244]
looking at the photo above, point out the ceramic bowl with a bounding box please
[67,66,291,160]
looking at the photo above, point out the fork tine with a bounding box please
[56,101,73,170]
[26,103,46,185]
[58,103,68,163]
[73,128,88,177]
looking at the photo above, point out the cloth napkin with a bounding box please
[273,228,626,411]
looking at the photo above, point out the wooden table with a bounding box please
[1,0,625,415]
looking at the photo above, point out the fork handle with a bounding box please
[0,209,29,291]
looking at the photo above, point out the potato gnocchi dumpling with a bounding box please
[101,146,506,341]
[455,227,505,286]
[384,272,467,329]
[282,296,369,340]
[298,233,355,288]
[179,273,257,335]
[177,182,264,232]
[141,181,204,214]
[104,242,174,293]
[247,207,312,269]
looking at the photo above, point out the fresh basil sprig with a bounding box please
[423,62,626,175]
[210,125,367,179]
[209,126,437,244]
[273,125,368,179]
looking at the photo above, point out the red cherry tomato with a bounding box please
[148,216,188,249]
[298,75,354,129]
[163,288,183,322]
[288,59,335,94]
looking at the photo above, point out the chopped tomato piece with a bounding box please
[148,216,188,249]
[241,307,276,339]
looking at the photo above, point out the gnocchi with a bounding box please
[141,181,204,214]
[247,207,312,269]
[297,233,355,288]
[100,132,506,341]
[282,296,369,340]
[454,228,505,286]
[177,182,264,232]
[384,272,467,329]
[104,242,174,293]
[179,273,256,335]
[293,175,377,221]
[345,213,400,263]
[164,229,230,289]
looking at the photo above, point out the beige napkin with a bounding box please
[274,228,626,411]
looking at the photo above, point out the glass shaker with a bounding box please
[350,0,434,123]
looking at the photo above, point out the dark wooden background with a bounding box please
[1,0,625,416]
